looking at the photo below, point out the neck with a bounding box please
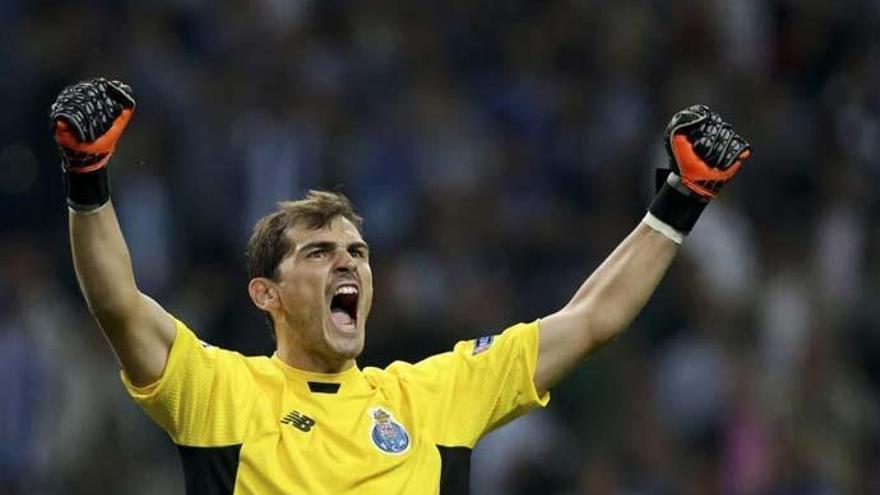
[274,342,356,374]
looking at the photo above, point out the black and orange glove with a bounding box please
[647,105,751,242]
[50,78,135,211]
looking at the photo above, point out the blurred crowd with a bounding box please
[3,0,880,493]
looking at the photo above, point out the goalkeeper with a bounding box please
[52,78,751,494]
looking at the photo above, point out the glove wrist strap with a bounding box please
[64,167,110,211]
[648,175,708,234]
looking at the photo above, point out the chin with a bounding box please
[337,336,365,360]
[325,331,364,361]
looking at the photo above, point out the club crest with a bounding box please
[369,408,410,455]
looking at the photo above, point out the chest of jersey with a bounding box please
[232,379,444,494]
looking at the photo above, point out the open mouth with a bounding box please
[330,284,359,332]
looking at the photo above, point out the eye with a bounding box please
[307,249,327,259]
[350,247,368,259]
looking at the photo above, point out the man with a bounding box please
[51,78,750,494]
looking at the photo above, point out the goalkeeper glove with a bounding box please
[50,78,135,211]
[646,105,751,243]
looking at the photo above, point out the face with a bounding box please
[270,216,373,370]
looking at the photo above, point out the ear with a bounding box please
[248,277,280,313]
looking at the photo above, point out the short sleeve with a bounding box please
[385,321,550,448]
[120,318,256,446]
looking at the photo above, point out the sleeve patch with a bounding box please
[472,336,495,355]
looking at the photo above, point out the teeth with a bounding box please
[334,286,358,296]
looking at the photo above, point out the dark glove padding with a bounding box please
[49,78,135,142]
[665,104,749,171]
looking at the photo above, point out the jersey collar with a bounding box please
[270,354,369,394]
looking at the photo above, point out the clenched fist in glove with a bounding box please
[50,78,135,211]
[645,105,751,243]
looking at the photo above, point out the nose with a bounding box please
[334,250,357,273]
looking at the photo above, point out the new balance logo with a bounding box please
[281,410,316,432]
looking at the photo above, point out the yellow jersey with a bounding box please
[121,317,549,494]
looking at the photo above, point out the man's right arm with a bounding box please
[70,204,175,387]
[54,78,175,387]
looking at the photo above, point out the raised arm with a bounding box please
[535,105,752,394]
[53,79,175,387]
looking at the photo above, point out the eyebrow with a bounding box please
[298,240,370,254]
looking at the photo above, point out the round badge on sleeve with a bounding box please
[369,408,410,455]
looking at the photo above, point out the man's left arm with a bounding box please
[536,105,752,395]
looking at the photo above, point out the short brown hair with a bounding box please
[247,190,363,329]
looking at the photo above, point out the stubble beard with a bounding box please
[286,305,363,365]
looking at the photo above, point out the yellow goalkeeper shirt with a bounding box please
[121,318,549,494]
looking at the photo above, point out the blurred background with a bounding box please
[2,0,880,493]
